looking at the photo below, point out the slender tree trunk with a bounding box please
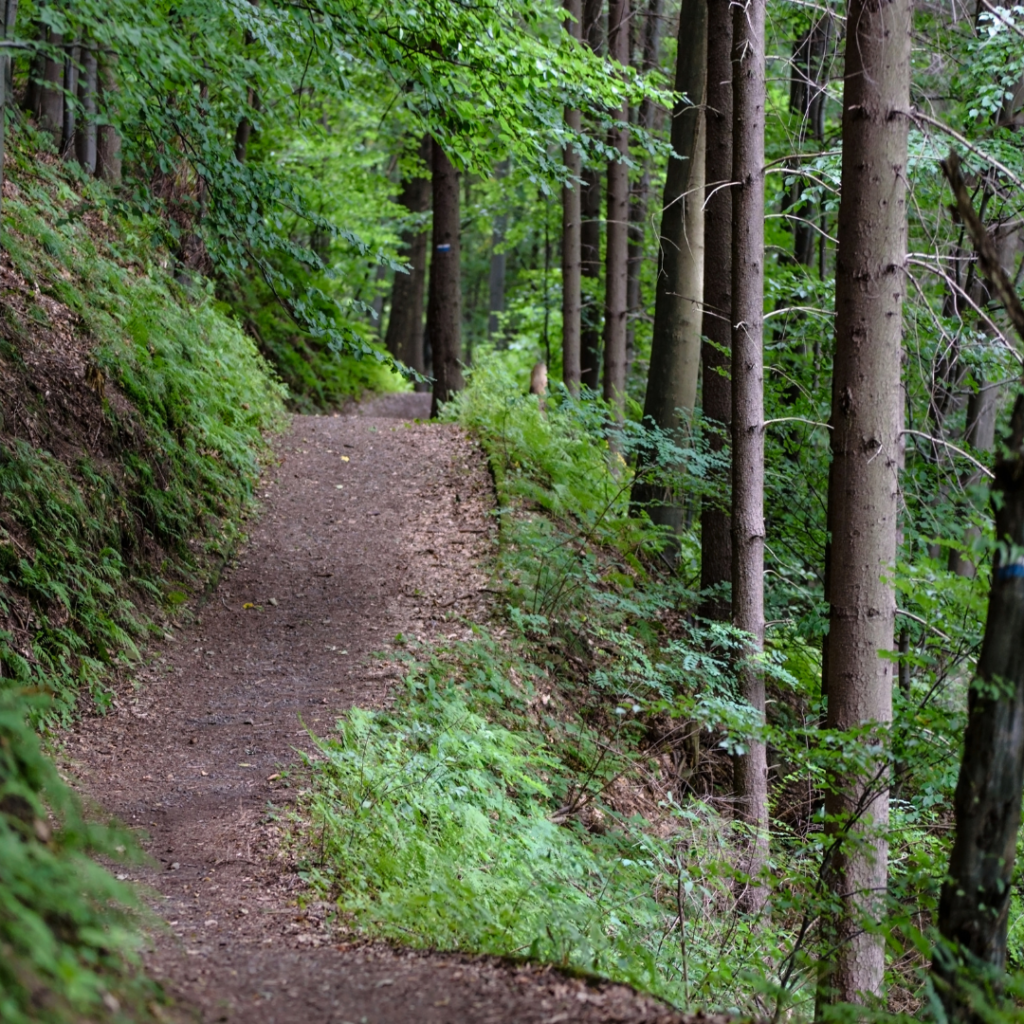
[385,135,431,375]
[428,138,464,417]
[96,52,122,185]
[562,0,583,393]
[75,45,97,175]
[625,0,663,367]
[60,40,79,159]
[234,88,259,162]
[0,0,18,212]
[818,0,910,1002]
[580,0,604,391]
[603,0,629,411]
[38,30,64,140]
[730,0,769,915]
[699,0,733,622]
[487,160,510,339]
[630,0,706,536]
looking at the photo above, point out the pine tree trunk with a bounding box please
[699,0,733,622]
[427,138,464,417]
[385,135,431,376]
[603,0,629,411]
[625,0,663,367]
[75,45,98,175]
[730,0,769,914]
[0,0,18,212]
[38,31,64,140]
[579,0,603,391]
[61,40,79,160]
[818,0,910,1001]
[630,0,706,536]
[561,0,583,393]
[96,53,122,185]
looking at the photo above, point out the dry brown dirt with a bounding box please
[71,394,698,1024]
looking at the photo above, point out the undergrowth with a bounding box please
[0,121,286,1020]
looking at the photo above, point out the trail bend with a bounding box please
[72,395,687,1024]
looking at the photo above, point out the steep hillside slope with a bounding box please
[0,127,286,1023]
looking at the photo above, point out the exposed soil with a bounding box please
[71,394,698,1024]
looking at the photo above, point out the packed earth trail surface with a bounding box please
[71,396,697,1024]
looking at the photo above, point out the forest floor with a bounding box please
[69,395,698,1024]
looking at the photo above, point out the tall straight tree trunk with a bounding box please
[38,30,64,140]
[933,151,1024,1022]
[385,135,431,375]
[75,45,97,175]
[0,0,18,212]
[579,0,604,391]
[60,40,79,159]
[818,0,910,1003]
[96,52,122,185]
[699,0,733,622]
[427,138,464,417]
[487,160,510,338]
[603,0,629,410]
[730,0,769,914]
[625,0,664,367]
[562,0,583,393]
[629,0,706,535]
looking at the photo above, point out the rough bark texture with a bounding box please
[0,0,18,210]
[384,136,431,376]
[427,138,464,418]
[625,0,663,366]
[935,398,1024,1019]
[562,0,584,393]
[60,41,79,159]
[602,0,629,411]
[698,0,733,622]
[75,46,98,175]
[730,0,769,913]
[819,0,909,1002]
[96,54,122,185]
[38,31,64,140]
[629,0,706,536]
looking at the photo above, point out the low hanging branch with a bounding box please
[933,149,1024,1021]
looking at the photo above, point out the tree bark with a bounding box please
[75,45,98,175]
[96,52,122,185]
[38,30,64,141]
[625,0,663,367]
[603,0,629,411]
[487,160,510,339]
[385,135,431,376]
[0,0,18,212]
[630,0,706,536]
[818,0,909,1002]
[60,40,79,159]
[427,138,464,417]
[730,0,769,915]
[562,0,583,393]
[699,0,733,622]
[579,0,604,391]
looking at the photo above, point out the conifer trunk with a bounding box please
[819,0,910,1001]
[0,0,18,210]
[385,135,431,375]
[603,0,629,410]
[579,0,603,392]
[561,0,583,393]
[699,0,733,621]
[60,40,79,159]
[38,30,64,140]
[75,46,98,175]
[96,53,122,185]
[630,0,706,534]
[730,0,769,913]
[427,138,464,417]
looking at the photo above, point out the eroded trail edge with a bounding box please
[72,400,686,1024]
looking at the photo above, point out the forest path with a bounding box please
[71,395,686,1024]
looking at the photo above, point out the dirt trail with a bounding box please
[72,396,688,1024]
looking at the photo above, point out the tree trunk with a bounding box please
[75,45,98,175]
[427,138,464,417]
[487,160,510,339]
[625,0,664,368]
[629,0,706,536]
[730,0,769,915]
[96,52,122,185]
[579,0,604,392]
[0,0,18,212]
[61,40,79,160]
[234,87,259,163]
[38,31,64,140]
[698,0,733,622]
[818,0,909,1002]
[603,0,629,411]
[385,135,431,376]
[561,0,583,393]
